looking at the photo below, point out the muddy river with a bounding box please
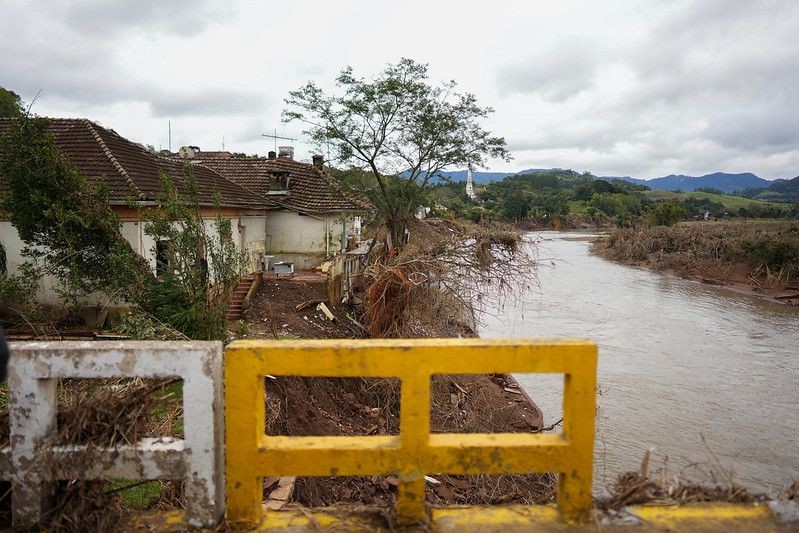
[479,231,799,495]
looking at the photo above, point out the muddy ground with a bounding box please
[242,277,555,509]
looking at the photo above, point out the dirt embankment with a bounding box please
[243,268,554,511]
[592,220,799,305]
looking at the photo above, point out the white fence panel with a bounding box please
[1,341,224,528]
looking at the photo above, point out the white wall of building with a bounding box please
[239,214,268,272]
[265,209,358,269]
[0,210,265,306]
[0,220,63,305]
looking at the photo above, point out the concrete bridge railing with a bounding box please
[2,339,789,531]
[1,341,224,528]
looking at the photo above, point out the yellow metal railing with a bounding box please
[224,338,597,526]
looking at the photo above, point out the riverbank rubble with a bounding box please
[237,221,554,510]
[593,220,799,305]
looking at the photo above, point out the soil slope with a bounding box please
[242,277,553,510]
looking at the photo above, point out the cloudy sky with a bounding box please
[2,0,797,179]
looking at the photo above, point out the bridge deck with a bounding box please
[139,503,795,531]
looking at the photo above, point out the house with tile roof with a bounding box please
[0,117,271,304]
[186,149,371,269]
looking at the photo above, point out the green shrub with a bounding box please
[744,239,799,273]
[646,202,685,227]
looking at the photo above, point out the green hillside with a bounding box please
[644,190,789,212]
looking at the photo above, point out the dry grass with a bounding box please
[54,378,181,445]
[594,220,799,288]
[0,378,185,530]
[599,450,756,510]
[602,471,754,509]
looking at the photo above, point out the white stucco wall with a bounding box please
[266,210,326,255]
[0,211,265,306]
[0,221,61,304]
[1,220,26,278]
[265,209,358,269]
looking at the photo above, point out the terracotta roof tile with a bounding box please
[0,118,266,209]
[190,155,371,213]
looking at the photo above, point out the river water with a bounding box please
[479,231,799,495]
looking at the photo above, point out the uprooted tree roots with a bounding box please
[364,220,537,337]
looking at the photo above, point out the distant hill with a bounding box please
[424,167,576,184]
[748,176,799,201]
[419,168,778,193]
[606,172,771,193]
[430,169,515,184]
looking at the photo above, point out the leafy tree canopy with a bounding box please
[0,116,150,300]
[283,58,510,245]
[0,87,22,118]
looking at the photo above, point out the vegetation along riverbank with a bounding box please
[593,220,799,304]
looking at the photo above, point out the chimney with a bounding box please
[178,145,197,159]
[278,145,294,160]
[312,154,324,169]
[268,150,277,160]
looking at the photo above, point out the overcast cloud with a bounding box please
[1,0,797,179]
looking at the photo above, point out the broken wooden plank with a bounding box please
[345,313,367,332]
[264,476,295,511]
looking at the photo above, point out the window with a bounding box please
[269,171,290,190]
[155,240,171,277]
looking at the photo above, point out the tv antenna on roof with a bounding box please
[262,129,296,152]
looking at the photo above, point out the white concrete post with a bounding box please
[3,341,225,529]
[181,346,225,527]
[8,370,57,527]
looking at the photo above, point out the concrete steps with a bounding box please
[225,276,255,322]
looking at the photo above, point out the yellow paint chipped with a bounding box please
[433,504,562,526]
[131,504,787,532]
[632,502,774,521]
[224,338,597,527]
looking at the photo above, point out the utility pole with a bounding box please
[168,120,172,152]
[261,129,296,152]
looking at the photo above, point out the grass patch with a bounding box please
[105,480,164,510]
[687,191,789,211]
[643,190,790,212]
[151,381,184,437]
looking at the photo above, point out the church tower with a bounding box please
[466,164,476,199]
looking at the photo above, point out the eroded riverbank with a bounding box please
[593,221,799,306]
